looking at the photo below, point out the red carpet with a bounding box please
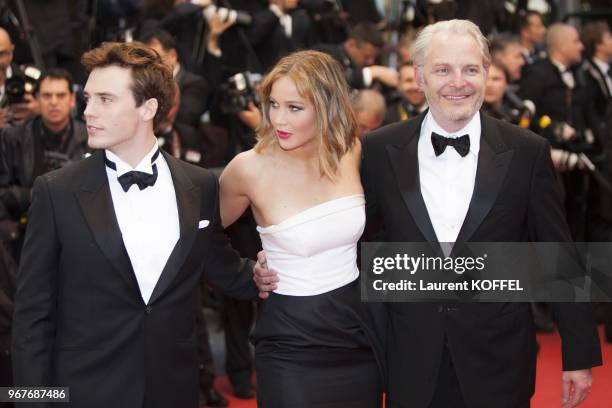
[212,326,611,408]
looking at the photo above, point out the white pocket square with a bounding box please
[198,220,210,229]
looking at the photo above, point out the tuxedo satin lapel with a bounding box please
[386,131,438,243]
[75,151,140,296]
[149,152,200,304]
[455,116,514,243]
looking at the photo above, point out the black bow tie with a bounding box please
[431,132,470,157]
[105,149,160,192]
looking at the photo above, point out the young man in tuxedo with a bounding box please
[254,19,602,408]
[12,42,260,408]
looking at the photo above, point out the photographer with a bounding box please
[517,10,547,65]
[228,0,313,72]
[519,23,605,240]
[156,82,207,167]
[490,33,526,86]
[482,60,534,128]
[316,22,399,90]
[0,68,88,259]
[143,29,210,132]
[0,27,39,129]
[581,21,612,342]
[384,61,427,125]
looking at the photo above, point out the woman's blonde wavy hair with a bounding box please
[255,50,357,180]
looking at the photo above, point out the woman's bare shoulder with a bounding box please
[223,149,266,180]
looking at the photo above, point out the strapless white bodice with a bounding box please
[256,194,365,296]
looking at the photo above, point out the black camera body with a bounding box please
[219,71,262,115]
[3,66,40,106]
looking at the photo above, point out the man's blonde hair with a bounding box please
[255,50,357,180]
[411,19,491,68]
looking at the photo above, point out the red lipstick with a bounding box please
[276,130,291,139]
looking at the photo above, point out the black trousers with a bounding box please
[428,345,468,408]
[223,210,260,387]
[429,345,530,408]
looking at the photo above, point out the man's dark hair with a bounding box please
[37,68,74,94]
[518,10,543,33]
[399,60,414,69]
[349,22,385,48]
[490,33,520,58]
[490,58,511,83]
[140,29,177,52]
[81,41,175,128]
[581,21,610,58]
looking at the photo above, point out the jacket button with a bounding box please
[145,306,153,314]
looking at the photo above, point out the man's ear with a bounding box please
[141,98,158,122]
[346,38,356,52]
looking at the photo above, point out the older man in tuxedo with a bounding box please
[360,19,601,408]
[12,42,261,408]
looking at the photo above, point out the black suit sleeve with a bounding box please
[202,176,258,301]
[12,176,60,387]
[527,139,602,371]
[361,135,380,220]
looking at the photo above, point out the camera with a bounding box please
[219,71,262,115]
[3,66,41,106]
[193,0,252,25]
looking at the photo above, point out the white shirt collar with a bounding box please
[423,110,481,157]
[269,4,286,17]
[105,142,161,177]
[550,58,569,73]
[593,58,610,75]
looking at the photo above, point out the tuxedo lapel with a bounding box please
[148,152,200,304]
[386,115,438,243]
[585,59,612,99]
[75,151,140,297]
[455,115,514,243]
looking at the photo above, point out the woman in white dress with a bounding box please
[219,50,383,407]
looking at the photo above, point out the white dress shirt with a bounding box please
[269,4,292,37]
[105,143,180,304]
[551,59,575,89]
[418,111,481,244]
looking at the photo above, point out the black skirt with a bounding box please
[251,280,383,408]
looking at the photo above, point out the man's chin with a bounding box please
[445,108,475,123]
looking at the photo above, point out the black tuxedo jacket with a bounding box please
[315,43,368,89]
[361,112,602,408]
[518,58,603,148]
[176,66,210,130]
[583,59,612,223]
[583,58,611,125]
[248,8,314,72]
[12,150,258,408]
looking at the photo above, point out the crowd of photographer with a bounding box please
[0,0,611,407]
